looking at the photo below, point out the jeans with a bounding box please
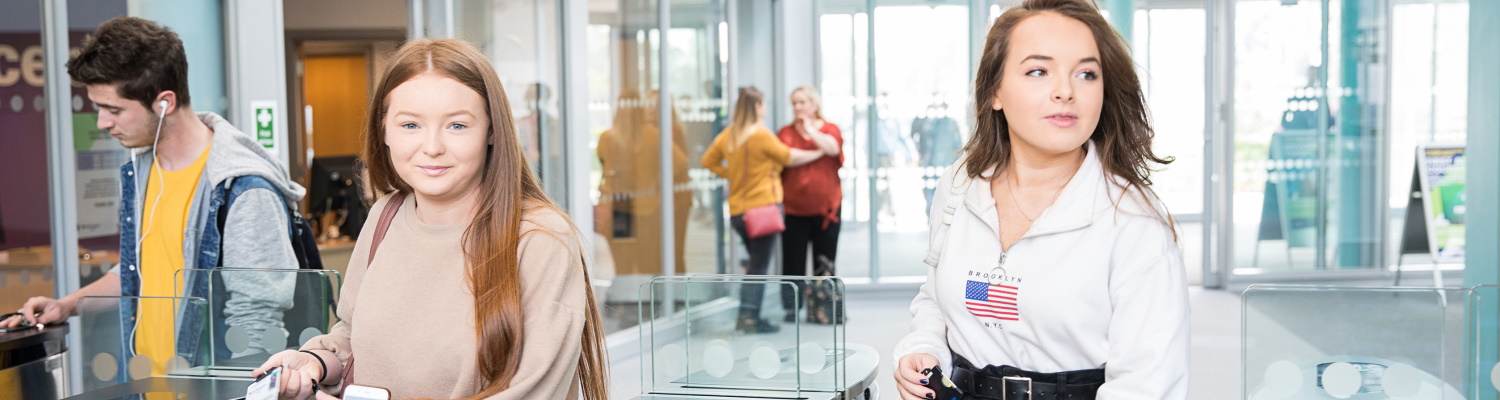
[730,204,781,319]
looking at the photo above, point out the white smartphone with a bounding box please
[343,384,392,400]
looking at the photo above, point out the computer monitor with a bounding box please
[308,155,367,239]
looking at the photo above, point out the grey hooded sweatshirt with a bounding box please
[114,111,307,357]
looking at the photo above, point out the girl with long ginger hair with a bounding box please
[255,39,608,400]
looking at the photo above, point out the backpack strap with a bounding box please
[215,176,288,267]
[215,175,324,270]
[923,161,971,268]
[367,192,408,266]
[342,192,405,390]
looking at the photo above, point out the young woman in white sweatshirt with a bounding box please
[892,1,1189,399]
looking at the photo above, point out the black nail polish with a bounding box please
[926,393,934,399]
[920,379,929,384]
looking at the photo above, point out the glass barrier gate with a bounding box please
[76,268,341,392]
[1243,285,1500,399]
[634,275,878,400]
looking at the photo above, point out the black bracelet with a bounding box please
[299,350,329,384]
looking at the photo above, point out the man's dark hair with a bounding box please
[67,17,190,110]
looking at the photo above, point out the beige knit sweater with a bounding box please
[302,194,587,400]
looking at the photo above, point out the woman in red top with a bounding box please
[777,85,844,323]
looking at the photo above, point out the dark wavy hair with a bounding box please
[67,17,190,109]
[965,0,1176,232]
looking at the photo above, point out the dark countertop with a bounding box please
[0,323,68,370]
[64,376,253,400]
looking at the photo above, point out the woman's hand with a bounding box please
[792,118,838,157]
[253,350,326,399]
[805,128,840,157]
[895,353,940,400]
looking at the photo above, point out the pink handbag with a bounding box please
[742,203,784,239]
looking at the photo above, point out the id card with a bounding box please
[244,367,281,400]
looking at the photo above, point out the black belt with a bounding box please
[950,353,1104,400]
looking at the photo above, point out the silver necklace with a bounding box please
[1006,168,1069,222]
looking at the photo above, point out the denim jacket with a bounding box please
[112,112,305,371]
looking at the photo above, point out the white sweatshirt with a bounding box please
[893,141,1189,399]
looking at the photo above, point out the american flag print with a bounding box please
[965,280,1020,321]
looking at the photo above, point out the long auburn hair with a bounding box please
[361,39,609,400]
[965,0,1176,232]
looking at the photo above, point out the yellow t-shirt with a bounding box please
[135,145,210,376]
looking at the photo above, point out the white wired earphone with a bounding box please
[135,99,170,252]
[125,99,169,357]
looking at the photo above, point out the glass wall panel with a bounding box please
[74,0,230,304]
[1387,0,1468,269]
[1231,0,1388,273]
[68,1,132,309]
[1132,4,1207,282]
[453,0,568,201]
[818,1,872,279]
[445,0,697,334]
[871,1,971,279]
[666,0,728,282]
[1232,0,1326,273]
[820,0,970,280]
[0,0,57,313]
[3,4,238,395]
[587,0,669,334]
[1135,7,1206,217]
[2,0,227,312]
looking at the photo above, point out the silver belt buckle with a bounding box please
[1001,376,1032,400]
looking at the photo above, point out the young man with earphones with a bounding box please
[0,17,307,377]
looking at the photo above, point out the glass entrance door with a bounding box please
[1220,0,1385,276]
[1216,0,1467,281]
